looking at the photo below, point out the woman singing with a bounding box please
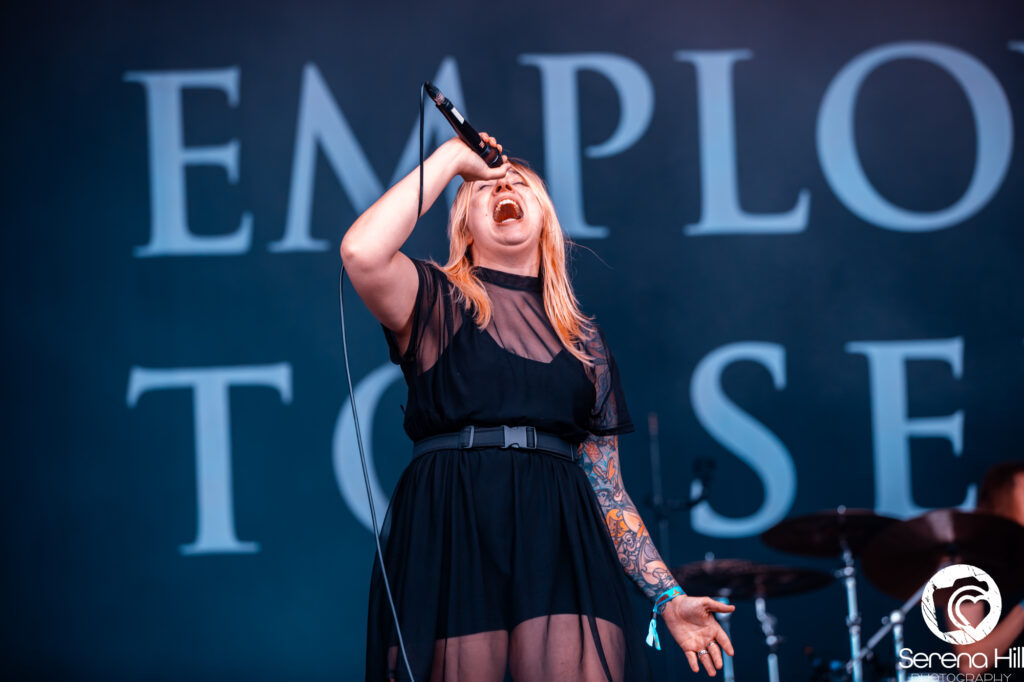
[341,132,735,681]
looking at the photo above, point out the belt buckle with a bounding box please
[502,425,536,449]
[460,425,476,449]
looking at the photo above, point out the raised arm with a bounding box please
[339,136,509,347]
[578,433,735,676]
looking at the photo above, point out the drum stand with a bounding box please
[755,596,782,682]
[715,595,736,682]
[847,578,930,682]
[837,538,864,682]
[645,413,716,682]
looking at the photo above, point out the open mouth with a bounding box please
[493,198,524,224]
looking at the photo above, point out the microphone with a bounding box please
[424,81,504,168]
[689,457,716,506]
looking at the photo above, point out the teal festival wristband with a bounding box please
[646,586,686,650]
[655,585,686,613]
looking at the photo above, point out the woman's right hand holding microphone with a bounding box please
[441,133,510,182]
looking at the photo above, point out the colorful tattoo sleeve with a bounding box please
[578,433,679,601]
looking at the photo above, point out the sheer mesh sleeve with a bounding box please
[581,324,634,437]
[379,257,458,374]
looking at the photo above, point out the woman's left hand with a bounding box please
[661,595,736,676]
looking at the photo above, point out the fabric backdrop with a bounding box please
[4,0,1022,679]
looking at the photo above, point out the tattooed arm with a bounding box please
[578,433,677,600]
[579,433,736,676]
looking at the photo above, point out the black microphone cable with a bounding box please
[335,83,430,682]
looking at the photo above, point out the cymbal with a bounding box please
[861,509,1024,600]
[761,507,899,558]
[671,558,834,601]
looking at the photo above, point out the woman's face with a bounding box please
[465,168,544,262]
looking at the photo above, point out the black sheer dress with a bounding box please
[365,257,655,681]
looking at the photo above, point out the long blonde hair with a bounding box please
[435,160,597,366]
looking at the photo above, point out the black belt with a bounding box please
[413,425,580,463]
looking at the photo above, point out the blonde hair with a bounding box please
[435,160,597,366]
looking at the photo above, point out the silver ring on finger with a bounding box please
[697,649,709,657]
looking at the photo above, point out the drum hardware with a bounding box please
[755,596,782,682]
[839,536,863,682]
[656,483,1024,682]
[715,592,736,682]
[644,413,717,681]
[860,508,1024,602]
[845,581,931,682]
[762,506,899,682]
[673,557,834,682]
[645,413,715,563]
[852,508,1024,682]
[760,507,1024,682]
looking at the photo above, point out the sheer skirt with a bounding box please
[365,447,654,681]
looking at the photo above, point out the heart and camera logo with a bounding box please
[920,564,1003,644]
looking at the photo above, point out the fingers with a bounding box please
[703,597,736,656]
[708,641,724,670]
[688,645,723,677]
[485,161,511,179]
[704,597,736,613]
[715,627,735,657]
[478,132,502,152]
[699,648,717,677]
[480,132,505,160]
[471,131,509,178]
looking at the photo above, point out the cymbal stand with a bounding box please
[714,592,736,682]
[645,414,714,554]
[890,609,907,682]
[836,531,864,682]
[846,579,930,682]
[647,413,673,681]
[645,413,715,682]
[755,596,782,682]
[648,414,674,564]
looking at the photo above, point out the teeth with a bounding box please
[493,198,523,224]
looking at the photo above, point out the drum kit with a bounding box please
[671,506,1024,682]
